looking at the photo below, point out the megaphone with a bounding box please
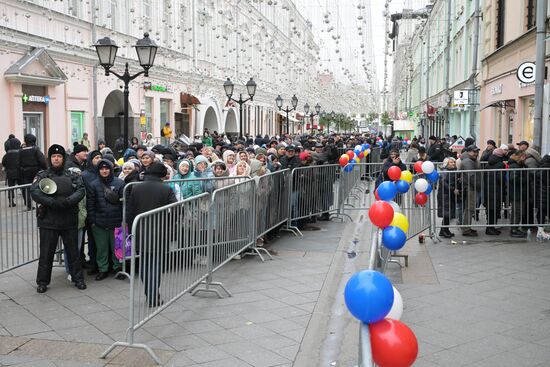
[39,178,57,195]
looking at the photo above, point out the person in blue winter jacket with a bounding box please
[86,159,125,280]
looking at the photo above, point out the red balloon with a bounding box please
[387,166,402,181]
[370,319,418,367]
[339,154,350,167]
[413,161,423,173]
[347,150,355,159]
[368,201,394,229]
[359,151,365,159]
[415,192,428,206]
[374,189,380,201]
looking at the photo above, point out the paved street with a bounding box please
[1,201,550,366]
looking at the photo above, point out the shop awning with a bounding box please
[478,100,515,111]
[180,93,201,105]
[278,110,299,123]
[4,47,67,86]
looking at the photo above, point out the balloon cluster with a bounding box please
[339,143,371,173]
[412,161,438,206]
[344,265,418,366]
[342,166,420,366]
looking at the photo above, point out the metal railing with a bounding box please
[0,184,40,274]
[433,167,550,233]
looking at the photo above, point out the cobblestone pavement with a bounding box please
[0,217,366,367]
[2,204,550,366]
[399,234,550,367]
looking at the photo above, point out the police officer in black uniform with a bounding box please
[30,144,87,293]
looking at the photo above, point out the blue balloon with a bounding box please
[344,270,394,323]
[424,183,433,195]
[426,170,439,183]
[362,144,368,151]
[382,226,407,250]
[396,180,410,193]
[354,148,361,157]
[365,143,370,149]
[377,181,397,201]
[343,164,354,172]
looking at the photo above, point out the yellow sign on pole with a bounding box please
[140,116,146,125]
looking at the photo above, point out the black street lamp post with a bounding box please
[275,95,298,135]
[224,78,257,140]
[94,33,158,151]
[304,103,321,134]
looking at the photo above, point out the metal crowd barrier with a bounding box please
[0,184,40,274]
[101,193,211,364]
[116,176,251,279]
[254,170,291,260]
[433,167,550,234]
[191,179,257,297]
[288,164,341,232]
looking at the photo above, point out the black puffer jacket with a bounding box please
[280,154,301,170]
[1,138,21,180]
[30,167,85,230]
[437,168,458,218]
[483,154,505,213]
[508,159,527,203]
[86,160,125,230]
[535,155,550,215]
[19,145,47,180]
[82,151,101,194]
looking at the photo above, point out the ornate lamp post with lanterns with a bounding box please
[275,94,298,135]
[223,78,257,140]
[304,103,321,134]
[93,33,158,151]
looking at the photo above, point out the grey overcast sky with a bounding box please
[295,0,429,92]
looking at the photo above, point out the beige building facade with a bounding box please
[479,0,549,151]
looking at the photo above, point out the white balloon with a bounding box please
[421,161,435,174]
[355,145,362,152]
[389,201,401,213]
[414,178,429,193]
[386,286,403,320]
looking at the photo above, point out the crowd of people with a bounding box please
[377,135,550,240]
[1,130,380,304]
[2,129,549,302]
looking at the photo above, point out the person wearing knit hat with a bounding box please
[145,162,168,178]
[30,144,87,292]
[127,161,177,307]
[87,159,125,280]
[140,150,156,169]
[123,148,137,162]
[119,161,137,180]
[66,144,89,171]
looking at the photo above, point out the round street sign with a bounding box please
[517,62,536,84]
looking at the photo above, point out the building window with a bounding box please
[108,0,117,31]
[160,99,170,125]
[71,112,84,144]
[496,0,505,48]
[522,97,535,143]
[143,0,152,32]
[145,97,153,133]
[526,0,537,30]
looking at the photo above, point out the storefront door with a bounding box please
[23,113,44,149]
[71,111,84,144]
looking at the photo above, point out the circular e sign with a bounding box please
[517,62,536,84]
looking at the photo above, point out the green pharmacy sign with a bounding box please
[143,82,169,92]
[22,94,50,104]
